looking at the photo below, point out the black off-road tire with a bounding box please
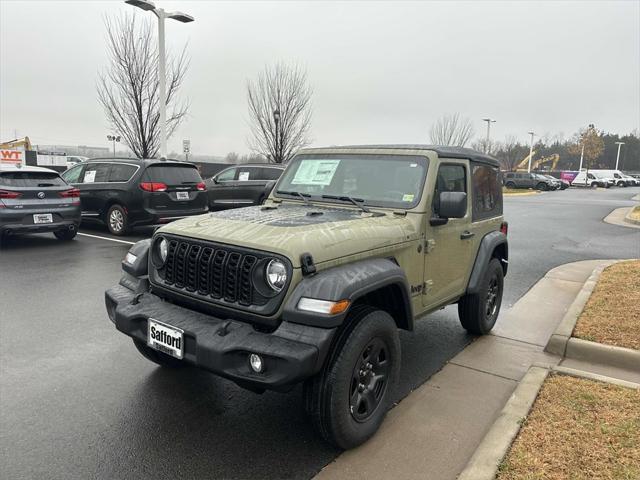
[54,228,77,241]
[133,339,186,368]
[458,258,504,335]
[505,181,516,189]
[303,306,400,449]
[106,204,130,236]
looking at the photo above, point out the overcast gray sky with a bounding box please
[1,0,639,156]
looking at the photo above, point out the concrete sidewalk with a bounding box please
[314,260,638,480]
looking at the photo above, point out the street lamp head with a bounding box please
[125,0,156,11]
[107,135,113,141]
[615,141,625,146]
[116,136,121,142]
[167,11,195,23]
[528,131,535,136]
[273,109,281,123]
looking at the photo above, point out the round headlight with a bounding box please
[152,237,169,268]
[265,259,287,292]
[159,238,168,263]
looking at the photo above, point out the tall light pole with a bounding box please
[615,141,625,170]
[273,109,281,163]
[482,118,496,154]
[527,131,535,173]
[107,135,121,156]
[125,0,194,159]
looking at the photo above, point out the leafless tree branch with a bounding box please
[429,113,475,147]
[246,62,313,163]
[97,13,188,159]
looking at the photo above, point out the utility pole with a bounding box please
[273,109,281,163]
[125,0,194,159]
[527,131,535,173]
[482,118,496,154]
[615,141,625,170]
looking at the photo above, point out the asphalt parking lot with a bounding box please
[1,188,639,480]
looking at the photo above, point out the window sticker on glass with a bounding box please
[238,171,250,181]
[291,159,341,186]
[84,170,97,183]
[402,194,415,202]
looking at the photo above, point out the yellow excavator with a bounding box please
[0,136,33,151]
[515,152,560,171]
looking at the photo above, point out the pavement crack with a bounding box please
[447,362,519,383]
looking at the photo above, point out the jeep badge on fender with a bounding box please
[105,145,508,449]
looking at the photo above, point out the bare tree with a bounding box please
[97,13,189,159]
[429,113,475,147]
[498,135,523,171]
[247,63,313,163]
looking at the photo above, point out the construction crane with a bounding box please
[0,136,33,151]
[515,152,560,172]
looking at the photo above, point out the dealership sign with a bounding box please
[1,149,25,165]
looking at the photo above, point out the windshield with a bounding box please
[275,154,429,209]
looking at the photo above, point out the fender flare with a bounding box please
[282,258,413,330]
[466,231,508,295]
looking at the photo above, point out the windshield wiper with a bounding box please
[276,190,313,207]
[321,195,370,213]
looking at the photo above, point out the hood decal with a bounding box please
[210,204,364,227]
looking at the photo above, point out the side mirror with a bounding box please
[211,176,219,184]
[430,191,467,226]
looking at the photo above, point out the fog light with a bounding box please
[249,353,264,373]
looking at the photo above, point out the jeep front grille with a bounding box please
[159,238,267,308]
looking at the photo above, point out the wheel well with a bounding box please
[103,200,125,218]
[351,283,411,331]
[492,242,508,276]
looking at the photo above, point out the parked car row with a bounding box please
[504,169,639,190]
[1,158,286,239]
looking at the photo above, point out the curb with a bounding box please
[624,207,640,225]
[457,366,549,480]
[565,337,640,372]
[545,259,640,372]
[545,261,614,356]
[458,364,640,480]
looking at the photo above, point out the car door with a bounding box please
[423,161,474,309]
[79,163,113,216]
[206,167,238,210]
[234,166,270,205]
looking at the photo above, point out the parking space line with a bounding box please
[77,232,136,245]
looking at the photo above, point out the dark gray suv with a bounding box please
[0,165,81,242]
[503,171,556,191]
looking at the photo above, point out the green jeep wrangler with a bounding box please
[105,145,508,449]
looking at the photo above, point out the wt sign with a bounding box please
[1,149,24,165]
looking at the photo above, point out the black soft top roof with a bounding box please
[305,144,500,168]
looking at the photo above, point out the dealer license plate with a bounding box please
[176,191,189,200]
[147,319,184,359]
[33,213,53,224]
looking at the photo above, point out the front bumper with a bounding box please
[105,280,336,392]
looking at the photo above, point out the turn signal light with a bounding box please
[196,182,206,191]
[139,182,168,192]
[297,297,351,315]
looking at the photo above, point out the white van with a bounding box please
[594,170,636,187]
[572,170,613,188]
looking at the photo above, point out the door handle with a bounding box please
[460,231,475,240]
